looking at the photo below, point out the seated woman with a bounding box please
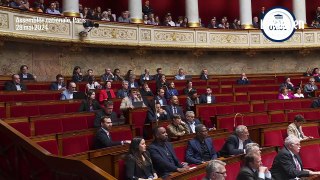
[279,77,294,92]
[183,80,196,95]
[72,66,83,83]
[278,87,294,100]
[79,90,101,112]
[186,90,200,111]
[99,81,116,103]
[166,81,178,99]
[86,76,101,92]
[125,138,158,180]
[312,67,320,82]
[287,114,313,140]
[156,74,168,90]
[294,87,304,98]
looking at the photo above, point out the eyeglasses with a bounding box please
[215,171,227,175]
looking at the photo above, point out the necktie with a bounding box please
[293,155,301,171]
[173,106,177,114]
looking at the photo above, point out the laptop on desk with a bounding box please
[132,101,144,108]
[73,92,86,100]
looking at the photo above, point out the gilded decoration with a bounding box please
[209,33,248,44]
[197,32,207,43]
[0,13,8,29]
[154,30,194,43]
[304,33,315,43]
[90,27,137,40]
[262,34,302,44]
[250,34,260,44]
[140,29,151,41]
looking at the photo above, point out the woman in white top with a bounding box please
[293,87,304,98]
[86,76,101,92]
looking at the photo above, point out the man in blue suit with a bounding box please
[166,95,185,120]
[199,87,216,104]
[185,111,201,133]
[186,124,218,165]
[148,126,189,178]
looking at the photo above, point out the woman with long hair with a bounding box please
[99,81,116,103]
[125,137,158,180]
[78,90,101,112]
[72,66,83,83]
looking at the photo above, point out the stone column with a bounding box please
[239,0,253,29]
[62,0,80,17]
[293,0,308,28]
[129,0,143,23]
[186,0,200,27]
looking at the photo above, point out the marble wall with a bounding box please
[0,41,319,81]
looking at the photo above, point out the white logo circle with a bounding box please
[261,7,296,42]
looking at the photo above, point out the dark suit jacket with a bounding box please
[128,82,139,89]
[148,141,182,178]
[185,137,217,165]
[125,151,155,180]
[154,95,167,106]
[199,94,216,104]
[93,128,122,149]
[200,74,209,80]
[140,89,154,97]
[117,89,129,98]
[165,105,185,120]
[219,134,253,157]
[50,82,66,90]
[237,78,250,85]
[139,74,154,84]
[270,146,310,180]
[237,166,271,180]
[94,110,118,128]
[78,99,101,112]
[18,73,35,80]
[72,74,83,83]
[186,119,202,133]
[145,109,168,124]
[4,81,27,91]
[311,98,320,108]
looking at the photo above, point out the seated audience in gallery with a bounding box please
[78,90,101,112]
[142,0,153,15]
[82,6,89,19]
[94,100,119,127]
[200,68,209,80]
[185,111,201,134]
[287,114,313,141]
[154,88,167,106]
[18,65,35,81]
[208,18,218,29]
[53,1,61,13]
[125,137,158,180]
[140,82,154,97]
[113,68,124,82]
[231,18,242,29]
[219,125,253,157]
[203,160,227,180]
[156,74,168,90]
[279,77,294,92]
[236,73,250,85]
[252,16,259,28]
[140,68,154,84]
[106,8,115,22]
[312,67,320,82]
[120,88,146,111]
[175,68,186,80]
[10,0,29,10]
[186,90,200,111]
[94,6,102,20]
[304,77,318,97]
[60,82,76,100]
[303,67,312,77]
[128,75,139,89]
[186,124,218,165]
[50,74,66,90]
[85,76,101,92]
[72,66,83,83]
[293,87,304,98]
[145,102,168,124]
[236,153,271,180]
[148,126,189,178]
[99,81,116,103]
[82,69,94,82]
[165,81,178,99]
[4,74,27,91]
[316,6,320,23]
[118,11,130,23]
[124,69,134,81]
[0,0,10,7]
[278,87,294,100]
[32,0,45,12]
[165,96,185,119]
[45,2,60,15]
[101,68,114,82]
[199,87,216,104]
[183,80,196,95]
[117,80,130,98]
[93,116,131,149]
[167,114,189,138]
[270,135,320,179]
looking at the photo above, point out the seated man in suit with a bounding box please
[167,114,189,138]
[237,73,250,85]
[148,126,189,178]
[203,159,227,180]
[140,68,154,84]
[186,124,217,165]
[145,102,168,124]
[60,82,76,100]
[271,135,320,179]
[287,114,313,140]
[175,68,186,80]
[199,87,216,104]
[219,125,253,157]
[50,74,66,90]
[4,74,27,91]
[154,88,167,106]
[93,116,131,149]
[116,80,130,98]
[18,65,35,81]
[165,95,185,120]
[245,143,261,156]
[120,88,146,111]
[200,68,209,80]
[94,100,119,127]
[237,153,271,180]
[185,111,201,133]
